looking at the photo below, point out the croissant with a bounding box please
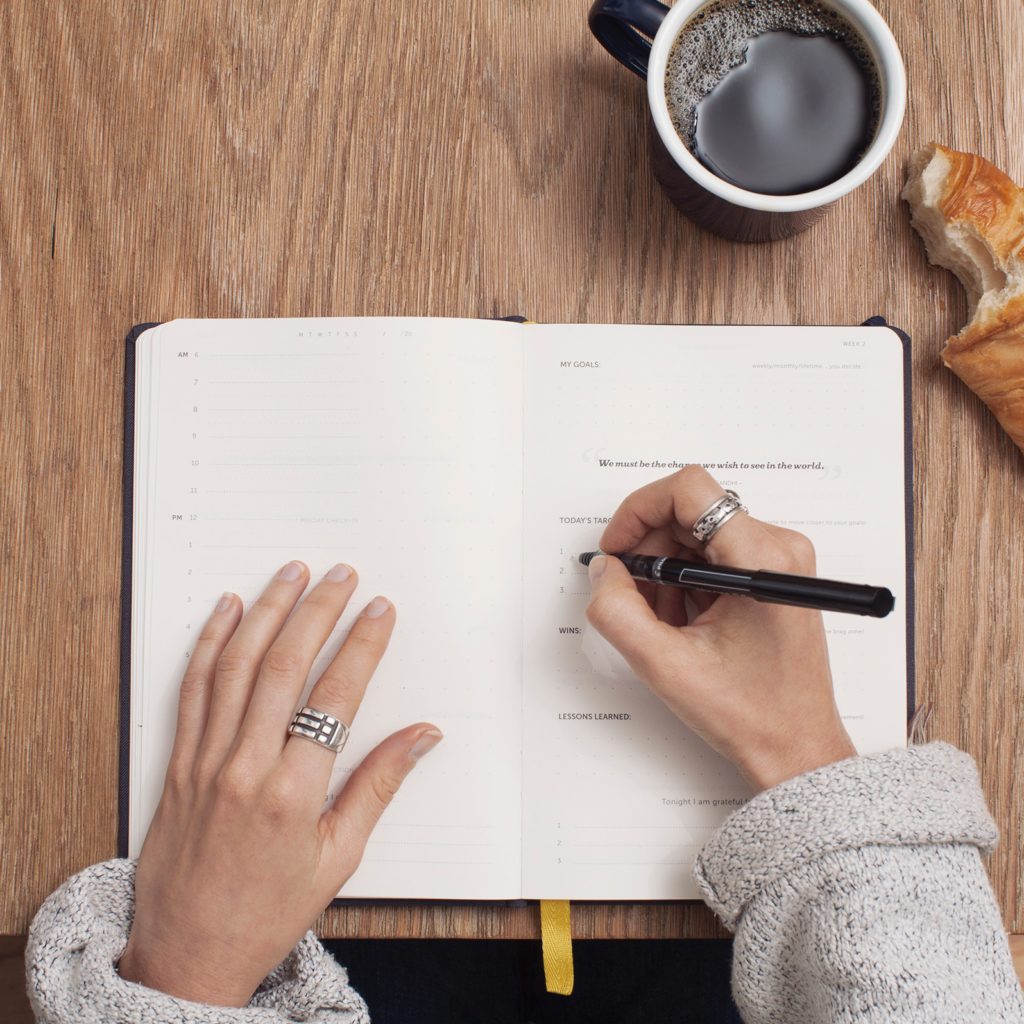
[902,143,1024,451]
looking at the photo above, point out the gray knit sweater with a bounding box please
[26,742,1024,1022]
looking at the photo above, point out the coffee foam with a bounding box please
[665,0,882,153]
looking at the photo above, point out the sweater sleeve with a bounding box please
[693,741,1024,1023]
[26,858,370,1023]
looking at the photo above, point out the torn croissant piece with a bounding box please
[902,143,1024,451]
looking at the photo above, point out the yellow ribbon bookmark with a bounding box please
[539,899,574,995]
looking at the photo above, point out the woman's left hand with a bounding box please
[117,560,442,1007]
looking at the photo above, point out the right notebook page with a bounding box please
[520,324,909,900]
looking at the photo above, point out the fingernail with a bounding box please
[278,561,304,581]
[408,729,443,762]
[364,596,390,618]
[215,592,233,613]
[325,563,352,583]
[588,555,607,584]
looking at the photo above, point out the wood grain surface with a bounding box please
[1,0,1022,943]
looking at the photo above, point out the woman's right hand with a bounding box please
[586,465,857,792]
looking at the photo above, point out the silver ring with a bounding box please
[287,706,350,754]
[692,490,748,544]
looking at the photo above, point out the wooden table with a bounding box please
[2,0,1022,943]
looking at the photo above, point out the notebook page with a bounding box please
[129,317,524,899]
[521,324,908,899]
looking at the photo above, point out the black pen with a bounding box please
[578,552,894,618]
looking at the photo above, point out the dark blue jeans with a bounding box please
[324,939,742,1024]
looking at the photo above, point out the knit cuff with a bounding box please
[693,742,998,930]
[26,858,368,1023]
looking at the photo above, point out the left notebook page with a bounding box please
[129,317,524,899]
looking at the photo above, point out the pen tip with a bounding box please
[578,551,596,566]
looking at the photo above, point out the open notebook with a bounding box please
[120,317,913,902]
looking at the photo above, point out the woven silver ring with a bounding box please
[692,490,748,545]
[287,706,350,754]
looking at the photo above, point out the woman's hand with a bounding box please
[117,561,442,1007]
[586,466,856,792]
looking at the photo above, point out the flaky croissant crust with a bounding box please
[903,143,1024,451]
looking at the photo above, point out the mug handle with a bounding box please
[588,0,671,79]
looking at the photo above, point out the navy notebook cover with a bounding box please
[119,317,915,905]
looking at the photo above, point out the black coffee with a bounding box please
[665,1,881,196]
